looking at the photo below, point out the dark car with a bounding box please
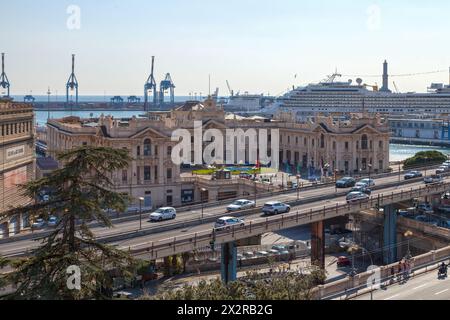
[350,185,372,196]
[404,171,423,180]
[337,256,351,267]
[336,177,356,188]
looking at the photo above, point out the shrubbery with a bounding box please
[403,150,447,169]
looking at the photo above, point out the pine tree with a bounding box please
[0,146,135,300]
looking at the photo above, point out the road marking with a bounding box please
[413,284,427,290]
[435,289,449,295]
[384,294,400,300]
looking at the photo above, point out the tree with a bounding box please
[144,265,327,300]
[0,146,135,300]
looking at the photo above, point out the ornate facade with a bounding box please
[46,98,390,209]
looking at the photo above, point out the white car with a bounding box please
[47,216,59,227]
[226,199,256,212]
[358,178,375,187]
[149,207,176,222]
[436,166,449,174]
[346,191,370,204]
[214,216,245,230]
[262,201,291,215]
[32,218,46,229]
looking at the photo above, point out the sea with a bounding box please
[24,95,450,162]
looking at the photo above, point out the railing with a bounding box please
[128,181,450,260]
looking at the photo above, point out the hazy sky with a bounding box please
[1,0,450,96]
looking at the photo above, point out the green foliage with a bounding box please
[403,150,447,169]
[145,266,326,300]
[0,146,135,300]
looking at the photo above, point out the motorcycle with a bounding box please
[437,266,448,279]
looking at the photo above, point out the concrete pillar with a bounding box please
[383,204,397,264]
[311,221,325,268]
[221,242,237,284]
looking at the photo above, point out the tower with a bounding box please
[380,60,391,93]
[66,54,79,106]
[0,53,10,97]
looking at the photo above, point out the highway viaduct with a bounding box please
[127,182,450,283]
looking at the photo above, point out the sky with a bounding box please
[1,0,450,96]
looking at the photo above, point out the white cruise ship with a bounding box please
[222,92,277,114]
[278,61,450,118]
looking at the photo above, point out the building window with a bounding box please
[167,168,172,180]
[166,195,173,206]
[320,134,325,148]
[167,146,172,156]
[154,145,158,156]
[379,160,383,170]
[155,166,158,180]
[415,130,420,138]
[333,141,336,150]
[137,145,141,156]
[144,139,152,156]
[304,138,307,146]
[356,141,359,149]
[361,135,368,150]
[144,166,151,181]
[379,141,383,149]
[370,140,373,150]
[122,170,128,183]
[345,142,349,150]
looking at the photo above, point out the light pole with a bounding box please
[368,164,372,182]
[334,169,338,193]
[296,174,301,200]
[404,230,413,260]
[348,244,359,277]
[200,188,207,219]
[139,197,144,230]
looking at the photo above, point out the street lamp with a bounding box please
[404,230,413,260]
[200,188,207,219]
[296,174,301,200]
[138,197,144,230]
[368,164,372,182]
[348,244,359,277]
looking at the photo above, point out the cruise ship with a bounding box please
[276,61,450,118]
[222,92,277,114]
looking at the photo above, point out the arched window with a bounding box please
[144,139,152,156]
[137,145,141,156]
[361,134,368,150]
[167,146,172,156]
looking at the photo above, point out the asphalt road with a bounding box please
[353,268,450,300]
[0,168,440,257]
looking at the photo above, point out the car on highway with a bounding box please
[417,203,434,214]
[226,199,256,212]
[32,218,46,229]
[239,172,253,179]
[149,207,177,222]
[346,191,370,204]
[336,177,356,188]
[438,220,450,229]
[243,251,255,259]
[415,215,439,226]
[436,166,450,174]
[214,216,245,230]
[256,251,269,257]
[47,216,59,227]
[404,171,423,180]
[424,174,444,184]
[350,185,372,196]
[262,201,291,215]
[358,178,375,187]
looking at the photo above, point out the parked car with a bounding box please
[436,166,449,174]
[243,251,255,259]
[262,201,291,215]
[272,244,288,252]
[404,171,423,180]
[350,185,372,195]
[268,249,280,255]
[417,203,434,214]
[47,216,59,227]
[256,251,269,257]
[346,191,370,204]
[32,218,46,229]
[337,256,351,267]
[149,207,176,222]
[438,220,450,229]
[239,172,253,179]
[226,199,256,212]
[424,174,443,184]
[214,216,245,230]
[398,209,415,218]
[358,178,375,187]
[336,177,356,188]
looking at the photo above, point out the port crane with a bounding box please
[144,56,157,110]
[66,54,79,105]
[0,53,10,97]
[226,80,234,97]
[159,73,175,104]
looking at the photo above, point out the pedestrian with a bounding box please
[390,266,395,284]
